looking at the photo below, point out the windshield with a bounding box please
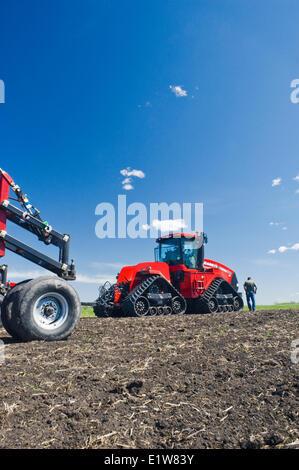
[155,236,203,269]
[182,239,202,269]
[156,238,181,266]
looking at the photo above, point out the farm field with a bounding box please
[81,303,299,318]
[0,309,298,449]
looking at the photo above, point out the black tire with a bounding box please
[134,296,150,317]
[93,303,120,318]
[0,294,4,328]
[164,306,172,315]
[157,306,164,316]
[233,296,243,312]
[172,296,186,315]
[93,303,109,318]
[0,281,32,338]
[149,306,158,316]
[14,276,81,341]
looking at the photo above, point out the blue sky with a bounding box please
[1,0,299,303]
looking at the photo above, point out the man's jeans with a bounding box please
[246,291,256,311]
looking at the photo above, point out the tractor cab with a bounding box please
[155,232,207,271]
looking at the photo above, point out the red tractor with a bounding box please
[94,232,243,317]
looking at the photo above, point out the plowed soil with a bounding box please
[0,309,298,449]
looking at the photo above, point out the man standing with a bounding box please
[244,277,257,312]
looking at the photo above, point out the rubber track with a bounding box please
[197,277,243,313]
[121,275,187,316]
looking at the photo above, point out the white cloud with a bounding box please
[276,243,299,253]
[120,168,145,179]
[269,222,286,230]
[152,219,187,232]
[122,176,134,190]
[120,167,145,191]
[295,189,299,194]
[169,85,188,98]
[272,177,281,187]
[131,170,145,178]
[142,219,187,232]
[268,242,299,254]
[142,219,188,232]
[122,184,134,191]
[293,175,299,182]
[122,177,132,184]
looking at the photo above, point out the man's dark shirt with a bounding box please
[244,280,257,294]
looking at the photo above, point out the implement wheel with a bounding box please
[8,276,81,341]
[0,280,32,338]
